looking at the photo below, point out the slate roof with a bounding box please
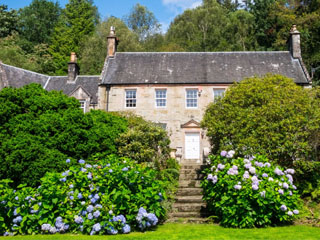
[101,52,310,85]
[0,62,100,104]
[0,63,49,88]
[45,76,100,103]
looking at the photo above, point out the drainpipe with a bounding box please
[106,86,110,112]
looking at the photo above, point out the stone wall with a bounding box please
[104,84,229,163]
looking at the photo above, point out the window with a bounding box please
[79,100,86,113]
[125,89,136,108]
[186,89,198,108]
[155,89,167,107]
[213,89,225,102]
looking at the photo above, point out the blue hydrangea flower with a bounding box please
[87,173,93,180]
[260,190,266,198]
[264,162,271,168]
[80,167,87,172]
[78,193,83,199]
[14,196,19,201]
[278,189,284,195]
[85,164,92,168]
[13,216,22,224]
[285,169,295,175]
[262,173,268,178]
[274,168,284,176]
[287,211,293,216]
[49,226,57,234]
[90,198,97,204]
[13,208,18,216]
[69,184,74,189]
[88,213,93,220]
[75,216,84,224]
[60,177,67,182]
[234,184,242,190]
[66,159,71,163]
[94,193,100,200]
[109,210,113,215]
[41,224,51,231]
[226,150,235,158]
[109,169,113,173]
[87,205,94,213]
[280,204,287,211]
[81,210,87,216]
[268,177,274,182]
[93,210,100,218]
[249,167,256,174]
[92,223,101,232]
[220,150,227,157]
[79,159,85,164]
[122,224,131,234]
[283,183,289,189]
[122,167,129,171]
[252,184,259,190]
[293,210,299,215]
[95,204,102,209]
[107,226,118,235]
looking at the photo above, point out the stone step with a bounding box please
[177,187,203,196]
[171,211,203,218]
[175,195,203,203]
[179,180,201,188]
[179,169,204,175]
[179,173,204,180]
[181,164,206,170]
[166,217,210,224]
[173,203,205,212]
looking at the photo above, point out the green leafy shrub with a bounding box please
[116,113,171,169]
[0,155,167,236]
[201,150,301,228]
[0,84,128,187]
[202,74,318,166]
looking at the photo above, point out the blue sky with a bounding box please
[2,0,203,32]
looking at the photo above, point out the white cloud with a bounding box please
[162,0,202,13]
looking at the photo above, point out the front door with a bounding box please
[185,132,200,160]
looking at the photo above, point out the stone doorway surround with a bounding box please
[181,119,202,164]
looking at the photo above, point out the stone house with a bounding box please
[0,25,311,164]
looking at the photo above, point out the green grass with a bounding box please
[2,224,320,240]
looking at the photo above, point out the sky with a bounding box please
[2,0,203,32]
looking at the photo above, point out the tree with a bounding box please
[79,17,142,75]
[216,0,240,11]
[0,34,54,74]
[0,5,18,38]
[124,3,160,41]
[0,84,128,187]
[166,1,230,51]
[18,0,61,45]
[225,10,258,51]
[49,0,99,75]
[202,74,319,166]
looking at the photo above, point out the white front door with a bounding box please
[185,132,200,159]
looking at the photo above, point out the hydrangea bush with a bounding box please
[201,150,301,228]
[0,155,166,236]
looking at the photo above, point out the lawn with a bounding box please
[2,223,320,240]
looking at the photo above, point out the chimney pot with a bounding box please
[70,52,77,63]
[68,52,79,81]
[107,26,118,58]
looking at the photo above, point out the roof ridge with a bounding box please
[1,63,49,77]
[115,51,290,54]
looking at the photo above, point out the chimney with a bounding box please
[68,52,80,81]
[289,25,301,59]
[107,26,119,57]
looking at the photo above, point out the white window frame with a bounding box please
[155,89,167,108]
[213,88,226,102]
[185,89,198,108]
[125,89,137,108]
[79,100,86,113]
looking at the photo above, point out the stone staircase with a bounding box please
[170,164,208,222]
